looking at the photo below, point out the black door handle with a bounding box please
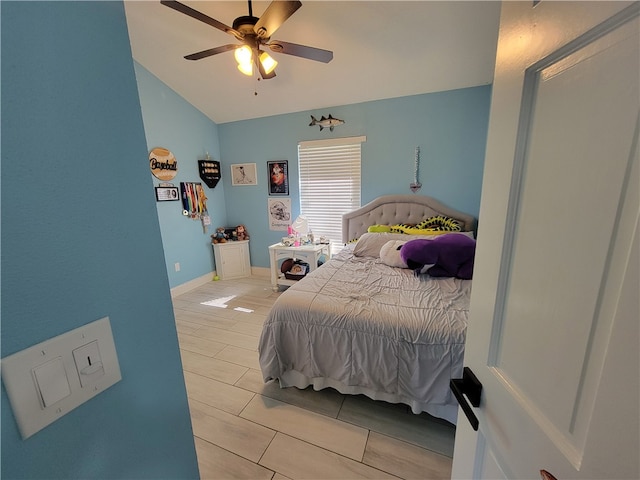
[450,367,482,431]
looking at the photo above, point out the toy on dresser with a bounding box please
[211,227,228,244]
[236,225,249,241]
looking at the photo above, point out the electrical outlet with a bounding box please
[72,340,105,387]
[174,262,180,272]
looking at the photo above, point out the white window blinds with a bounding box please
[298,136,365,250]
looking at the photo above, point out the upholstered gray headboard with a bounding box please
[342,194,477,243]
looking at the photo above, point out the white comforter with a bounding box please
[258,245,471,424]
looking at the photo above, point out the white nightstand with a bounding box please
[268,242,331,291]
[212,241,251,280]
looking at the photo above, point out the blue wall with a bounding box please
[1,2,198,478]
[219,86,492,268]
[132,63,490,283]
[134,63,226,288]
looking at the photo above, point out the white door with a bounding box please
[451,2,639,479]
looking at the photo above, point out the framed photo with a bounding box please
[155,186,179,201]
[267,160,289,196]
[230,163,257,186]
[268,198,291,231]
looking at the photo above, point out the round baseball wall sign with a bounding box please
[149,147,178,180]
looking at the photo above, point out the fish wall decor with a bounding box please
[309,114,345,131]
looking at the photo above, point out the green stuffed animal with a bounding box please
[367,216,462,235]
[367,225,393,233]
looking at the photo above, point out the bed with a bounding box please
[258,194,477,424]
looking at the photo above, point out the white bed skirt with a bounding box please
[277,369,459,425]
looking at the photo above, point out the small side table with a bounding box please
[212,240,251,280]
[268,242,331,291]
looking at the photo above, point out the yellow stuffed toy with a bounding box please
[367,224,447,235]
[367,216,462,235]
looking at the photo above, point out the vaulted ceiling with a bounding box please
[125,1,501,124]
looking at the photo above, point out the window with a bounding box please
[298,136,365,253]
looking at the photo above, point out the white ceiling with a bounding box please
[125,1,501,124]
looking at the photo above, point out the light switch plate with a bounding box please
[32,357,72,407]
[1,317,121,439]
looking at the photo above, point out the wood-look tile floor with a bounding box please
[173,275,455,480]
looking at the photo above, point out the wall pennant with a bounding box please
[198,154,220,188]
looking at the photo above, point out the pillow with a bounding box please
[354,232,443,257]
[379,240,409,268]
[353,231,475,258]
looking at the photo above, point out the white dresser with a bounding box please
[212,241,251,280]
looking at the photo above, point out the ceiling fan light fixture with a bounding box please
[234,45,254,76]
[234,45,253,64]
[163,0,333,79]
[259,52,278,74]
[237,61,254,76]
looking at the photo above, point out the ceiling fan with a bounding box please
[160,0,333,79]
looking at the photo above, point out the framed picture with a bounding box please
[155,186,179,201]
[230,163,257,186]
[267,160,289,196]
[268,198,291,231]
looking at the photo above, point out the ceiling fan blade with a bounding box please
[184,44,239,61]
[161,1,244,40]
[254,0,302,39]
[268,40,333,63]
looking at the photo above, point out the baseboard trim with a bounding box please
[170,272,215,298]
[251,266,270,277]
[170,267,270,297]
